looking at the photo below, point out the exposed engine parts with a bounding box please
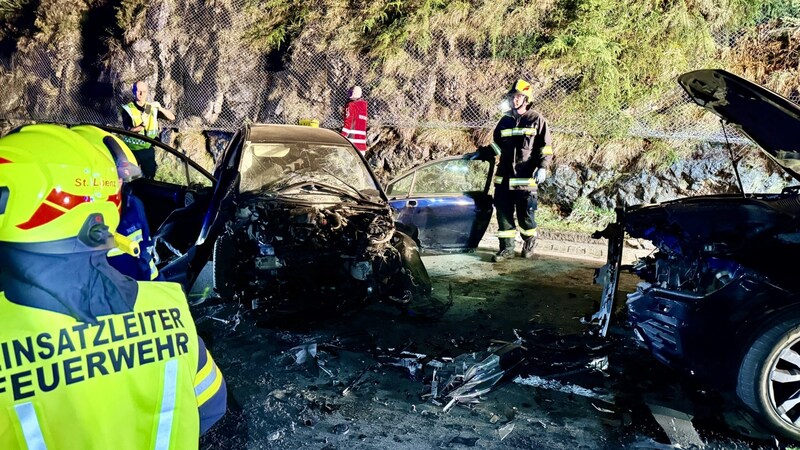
[214,195,425,315]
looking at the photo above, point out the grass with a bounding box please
[536,197,616,233]
[0,0,29,23]
[634,139,690,173]
[242,1,315,52]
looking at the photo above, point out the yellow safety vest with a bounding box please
[0,282,201,450]
[121,102,159,151]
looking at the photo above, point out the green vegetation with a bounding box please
[0,0,29,24]
[537,197,616,233]
[226,0,800,142]
[354,0,448,59]
[242,1,315,52]
[115,0,148,38]
[636,139,689,173]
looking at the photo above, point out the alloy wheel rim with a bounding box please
[768,333,800,429]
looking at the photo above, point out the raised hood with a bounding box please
[678,69,800,181]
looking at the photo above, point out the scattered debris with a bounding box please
[290,343,317,365]
[269,389,292,402]
[513,375,613,402]
[379,351,426,378]
[630,438,681,449]
[331,423,350,435]
[591,402,615,414]
[342,366,372,396]
[498,421,515,441]
[648,404,705,449]
[424,341,526,412]
[267,429,285,441]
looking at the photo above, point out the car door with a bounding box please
[386,155,495,253]
[96,125,216,285]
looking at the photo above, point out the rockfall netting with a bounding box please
[0,3,776,145]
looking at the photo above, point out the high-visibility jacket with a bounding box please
[490,108,553,192]
[341,99,368,152]
[120,102,160,151]
[0,282,215,450]
[108,190,160,281]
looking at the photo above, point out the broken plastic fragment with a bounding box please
[513,375,613,402]
[498,422,515,441]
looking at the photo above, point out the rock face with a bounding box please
[0,0,796,216]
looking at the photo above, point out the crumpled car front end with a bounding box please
[214,193,430,315]
[594,193,800,377]
[590,69,800,441]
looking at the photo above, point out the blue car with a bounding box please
[386,155,496,253]
[592,69,800,441]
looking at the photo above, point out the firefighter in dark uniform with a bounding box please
[486,79,553,262]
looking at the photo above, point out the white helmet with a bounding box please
[348,85,362,100]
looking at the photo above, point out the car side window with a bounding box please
[150,143,213,188]
[387,173,414,197]
[411,159,490,195]
[153,147,189,185]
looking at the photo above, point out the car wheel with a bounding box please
[212,234,236,298]
[737,314,800,441]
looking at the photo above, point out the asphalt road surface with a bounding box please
[189,240,785,450]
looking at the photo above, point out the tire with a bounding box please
[392,231,431,297]
[212,235,236,298]
[737,314,800,441]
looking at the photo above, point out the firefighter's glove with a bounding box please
[533,168,547,184]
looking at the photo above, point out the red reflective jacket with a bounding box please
[341,99,368,152]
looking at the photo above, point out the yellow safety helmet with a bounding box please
[70,124,143,182]
[0,124,121,253]
[507,79,534,104]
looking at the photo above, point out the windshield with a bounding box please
[238,141,379,194]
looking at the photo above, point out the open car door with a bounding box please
[386,155,495,253]
[94,125,217,287]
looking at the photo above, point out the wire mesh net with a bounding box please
[0,4,758,144]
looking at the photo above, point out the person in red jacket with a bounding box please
[341,85,368,154]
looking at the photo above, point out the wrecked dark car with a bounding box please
[209,125,431,314]
[90,123,430,316]
[593,69,800,440]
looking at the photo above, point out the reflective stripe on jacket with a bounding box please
[121,102,159,151]
[0,282,202,450]
[341,99,368,152]
[491,108,553,192]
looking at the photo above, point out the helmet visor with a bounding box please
[103,136,142,182]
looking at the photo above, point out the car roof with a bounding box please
[246,123,350,146]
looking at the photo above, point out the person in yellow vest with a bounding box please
[0,124,226,449]
[120,80,176,179]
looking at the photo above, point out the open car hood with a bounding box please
[678,69,800,181]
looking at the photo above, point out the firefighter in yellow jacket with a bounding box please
[0,124,226,449]
[480,79,553,262]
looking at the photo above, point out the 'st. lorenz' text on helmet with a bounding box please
[507,79,534,104]
[0,124,122,254]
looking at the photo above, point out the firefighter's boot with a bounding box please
[492,248,515,262]
[521,236,536,259]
